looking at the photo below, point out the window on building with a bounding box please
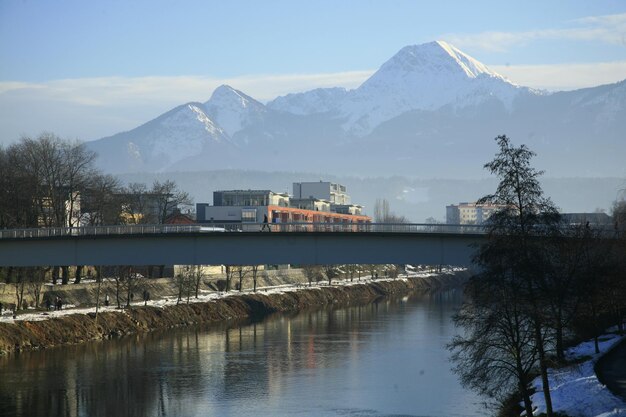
[241,209,257,223]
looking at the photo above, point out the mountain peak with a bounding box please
[207,84,260,109]
[338,41,527,135]
[380,40,502,80]
[204,85,266,137]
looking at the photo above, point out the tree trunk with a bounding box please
[31,269,43,308]
[94,277,102,326]
[115,279,121,309]
[52,266,59,285]
[13,270,24,310]
[32,284,42,308]
[177,279,183,305]
[534,320,554,417]
[61,266,69,285]
[555,318,565,361]
[74,265,83,284]
[520,383,534,417]
[592,303,600,354]
[516,353,534,417]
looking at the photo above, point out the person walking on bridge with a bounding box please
[261,214,271,232]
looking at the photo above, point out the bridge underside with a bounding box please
[0,232,484,268]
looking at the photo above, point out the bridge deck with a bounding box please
[0,225,485,267]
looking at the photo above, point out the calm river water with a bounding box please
[0,288,483,417]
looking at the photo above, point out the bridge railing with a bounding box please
[0,223,487,239]
[264,222,486,234]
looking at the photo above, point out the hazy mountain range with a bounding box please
[85,41,625,220]
[86,40,625,179]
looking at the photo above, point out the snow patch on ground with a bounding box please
[528,333,626,417]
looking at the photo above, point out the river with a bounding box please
[0,288,483,417]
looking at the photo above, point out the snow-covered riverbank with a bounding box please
[0,269,463,324]
[0,269,469,355]
[528,332,626,417]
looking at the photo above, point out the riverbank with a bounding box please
[526,332,626,417]
[0,269,469,355]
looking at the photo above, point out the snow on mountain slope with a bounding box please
[87,102,235,172]
[149,103,230,162]
[339,40,535,135]
[267,87,348,115]
[86,41,624,177]
[204,85,267,137]
[267,41,537,135]
[570,79,626,124]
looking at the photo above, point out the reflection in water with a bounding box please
[0,289,482,417]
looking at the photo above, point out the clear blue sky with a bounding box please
[1,0,625,143]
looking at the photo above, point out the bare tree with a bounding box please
[344,264,358,282]
[613,198,626,234]
[121,183,150,224]
[575,225,619,353]
[27,267,46,309]
[367,264,379,280]
[81,174,123,225]
[450,270,538,417]
[251,265,261,292]
[122,268,145,308]
[224,265,236,292]
[11,268,26,311]
[192,265,204,298]
[14,134,96,228]
[473,135,560,416]
[175,265,196,304]
[235,266,252,292]
[112,266,138,308]
[322,265,339,285]
[0,146,38,228]
[1,134,100,230]
[302,265,323,287]
[541,224,587,360]
[374,198,409,223]
[151,180,191,224]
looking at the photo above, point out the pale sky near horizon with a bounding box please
[1,0,625,144]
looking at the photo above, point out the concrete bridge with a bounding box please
[0,223,486,267]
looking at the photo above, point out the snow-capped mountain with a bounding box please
[87,41,625,178]
[268,41,536,135]
[88,102,237,173]
[339,41,535,134]
[204,85,267,137]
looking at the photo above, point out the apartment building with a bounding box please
[446,202,504,225]
[197,183,370,226]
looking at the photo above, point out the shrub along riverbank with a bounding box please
[0,271,469,355]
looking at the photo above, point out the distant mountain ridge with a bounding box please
[86,41,626,178]
[267,41,536,135]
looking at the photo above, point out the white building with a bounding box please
[292,181,350,205]
[446,202,504,225]
[196,184,369,226]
